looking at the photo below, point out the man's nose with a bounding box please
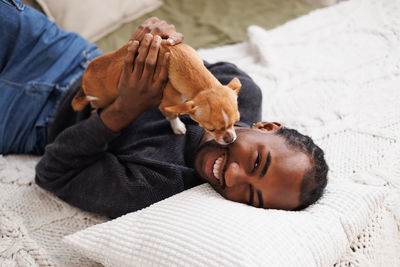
[224,161,247,187]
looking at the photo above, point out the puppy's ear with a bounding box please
[164,100,198,114]
[227,77,241,95]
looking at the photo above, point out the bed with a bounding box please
[1,0,399,266]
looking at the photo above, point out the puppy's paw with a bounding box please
[170,117,187,135]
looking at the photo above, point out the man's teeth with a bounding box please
[213,155,224,180]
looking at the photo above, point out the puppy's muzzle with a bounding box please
[217,130,237,145]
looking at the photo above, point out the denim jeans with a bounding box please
[0,0,103,154]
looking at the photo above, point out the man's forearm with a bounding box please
[35,111,166,218]
[99,97,143,133]
[36,113,119,185]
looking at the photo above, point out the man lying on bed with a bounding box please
[0,1,328,218]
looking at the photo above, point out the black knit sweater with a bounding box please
[35,62,262,218]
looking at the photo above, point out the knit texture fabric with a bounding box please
[63,181,389,267]
[1,0,400,265]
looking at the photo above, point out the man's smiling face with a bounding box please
[194,122,312,210]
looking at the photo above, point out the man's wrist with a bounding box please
[99,97,141,133]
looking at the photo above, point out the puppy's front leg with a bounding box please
[159,82,187,135]
[168,117,187,135]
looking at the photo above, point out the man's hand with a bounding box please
[100,33,170,133]
[130,17,184,45]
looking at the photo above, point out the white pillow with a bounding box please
[36,0,163,42]
[64,182,386,267]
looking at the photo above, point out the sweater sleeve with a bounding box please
[35,112,180,218]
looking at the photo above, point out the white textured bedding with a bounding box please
[1,0,399,266]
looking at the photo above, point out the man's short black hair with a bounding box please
[274,127,328,210]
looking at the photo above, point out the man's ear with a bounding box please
[252,122,282,132]
[227,77,241,95]
[164,101,198,114]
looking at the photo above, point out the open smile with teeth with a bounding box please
[212,154,225,183]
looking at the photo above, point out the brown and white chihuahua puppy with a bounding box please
[72,40,241,145]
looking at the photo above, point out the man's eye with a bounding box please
[254,152,260,171]
[209,129,215,132]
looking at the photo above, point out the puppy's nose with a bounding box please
[223,132,237,144]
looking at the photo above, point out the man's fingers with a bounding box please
[131,17,161,41]
[122,40,139,76]
[152,25,183,45]
[130,18,183,47]
[141,35,162,81]
[167,32,184,45]
[130,27,144,42]
[132,33,153,79]
[144,16,160,25]
[155,52,170,88]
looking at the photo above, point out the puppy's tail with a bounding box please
[71,87,91,111]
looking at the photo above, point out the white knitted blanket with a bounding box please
[1,0,400,266]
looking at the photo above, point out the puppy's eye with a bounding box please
[209,129,215,132]
[254,152,260,171]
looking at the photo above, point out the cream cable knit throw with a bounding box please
[1,0,400,265]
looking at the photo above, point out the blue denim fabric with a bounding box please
[0,0,103,154]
